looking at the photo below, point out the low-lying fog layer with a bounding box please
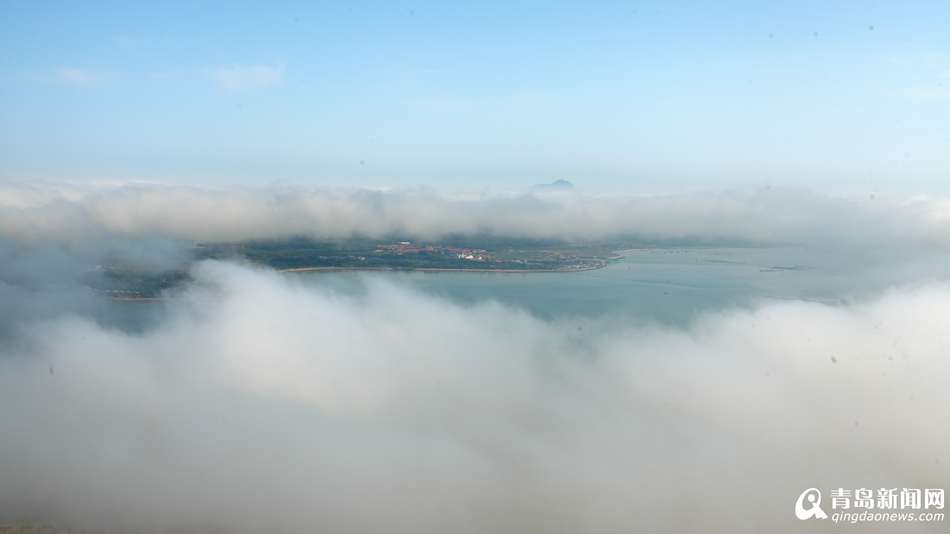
[1,260,947,533]
[4,182,950,247]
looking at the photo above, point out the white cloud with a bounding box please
[0,261,947,532]
[54,67,109,86]
[2,182,950,249]
[209,63,284,91]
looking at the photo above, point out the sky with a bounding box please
[1,0,949,192]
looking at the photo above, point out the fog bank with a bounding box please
[1,261,946,533]
[3,182,950,247]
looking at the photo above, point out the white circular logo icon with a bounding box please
[795,488,829,520]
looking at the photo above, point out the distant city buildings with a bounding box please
[375,242,492,261]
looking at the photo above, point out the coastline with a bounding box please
[279,263,608,274]
[107,261,612,303]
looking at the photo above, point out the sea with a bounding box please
[292,246,950,328]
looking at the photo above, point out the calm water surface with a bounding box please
[295,246,950,327]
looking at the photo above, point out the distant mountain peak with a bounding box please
[531,180,575,193]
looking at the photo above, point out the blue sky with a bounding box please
[1,0,948,192]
